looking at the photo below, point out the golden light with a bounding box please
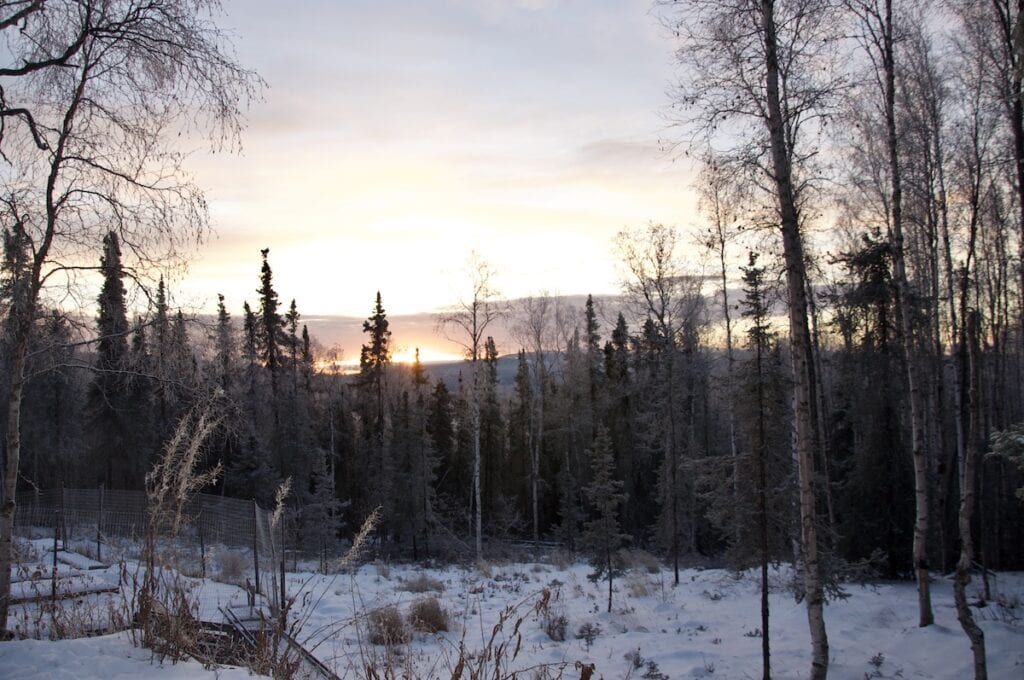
[314,345,464,375]
[390,347,465,365]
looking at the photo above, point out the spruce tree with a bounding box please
[87,232,132,487]
[427,379,457,507]
[209,294,237,492]
[507,350,534,533]
[584,294,604,411]
[581,426,628,613]
[213,294,234,394]
[480,336,506,533]
[19,311,82,489]
[257,248,283,373]
[256,249,286,473]
[124,317,155,485]
[739,252,777,680]
[359,291,391,436]
[152,276,171,441]
[358,292,393,533]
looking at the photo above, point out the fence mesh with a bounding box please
[14,488,284,609]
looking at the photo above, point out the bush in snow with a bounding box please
[216,549,250,586]
[400,573,444,593]
[408,596,448,633]
[368,605,408,645]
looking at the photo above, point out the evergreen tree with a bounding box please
[584,294,604,412]
[209,294,239,493]
[302,447,345,571]
[507,350,534,535]
[87,232,132,488]
[480,336,507,534]
[258,248,283,373]
[18,312,82,489]
[829,234,913,577]
[358,292,393,534]
[152,276,171,442]
[242,301,258,372]
[603,313,644,540]
[168,310,196,409]
[213,294,234,394]
[407,351,439,557]
[736,252,791,680]
[360,291,391,435]
[256,249,287,473]
[581,426,628,613]
[124,317,155,483]
[427,379,457,509]
[557,326,588,549]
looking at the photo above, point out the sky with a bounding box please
[177,0,698,323]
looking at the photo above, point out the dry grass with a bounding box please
[216,550,250,586]
[408,596,449,633]
[622,549,662,574]
[368,605,409,645]
[625,572,655,598]
[400,573,445,593]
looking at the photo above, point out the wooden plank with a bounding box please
[10,585,119,605]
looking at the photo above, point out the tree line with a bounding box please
[1,1,1023,678]
[4,221,1022,576]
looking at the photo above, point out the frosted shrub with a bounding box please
[575,621,601,649]
[623,549,662,575]
[368,605,408,645]
[408,596,449,633]
[400,573,444,593]
[216,550,250,586]
[625,573,654,598]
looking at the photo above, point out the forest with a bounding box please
[2,0,1024,678]
[6,216,1024,573]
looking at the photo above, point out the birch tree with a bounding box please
[0,0,260,630]
[510,294,558,547]
[615,222,703,585]
[661,0,843,675]
[438,252,502,559]
[843,0,934,626]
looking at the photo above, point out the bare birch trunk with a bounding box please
[761,1,828,676]
[954,310,987,680]
[873,0,934,626]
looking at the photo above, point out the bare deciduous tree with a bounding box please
[660,0,843,675]
[437,251,503,559]
[843,0,934,627]
[0,0,261,630]
[615,222,703,586]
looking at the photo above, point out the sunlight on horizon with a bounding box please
[177,0,698,320]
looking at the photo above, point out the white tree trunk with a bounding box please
[760,1,828,675]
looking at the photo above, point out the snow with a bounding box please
[0,631,262,679]
[4,550,1024,679]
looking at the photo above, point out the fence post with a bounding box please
[279,508,286,620]
[197,495,206,579]
[97,484,104,563]
[51,509,59,602]
[252,498,260,599]
[59,481,66,548]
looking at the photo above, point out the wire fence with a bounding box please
[13,487,286,609]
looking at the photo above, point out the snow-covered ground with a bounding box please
[0,631,260,679]
[2,547,1023,679]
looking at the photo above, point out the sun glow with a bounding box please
[315,345,464,375]
[391,347,464,365]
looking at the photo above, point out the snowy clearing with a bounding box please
[2,548,1023,679]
